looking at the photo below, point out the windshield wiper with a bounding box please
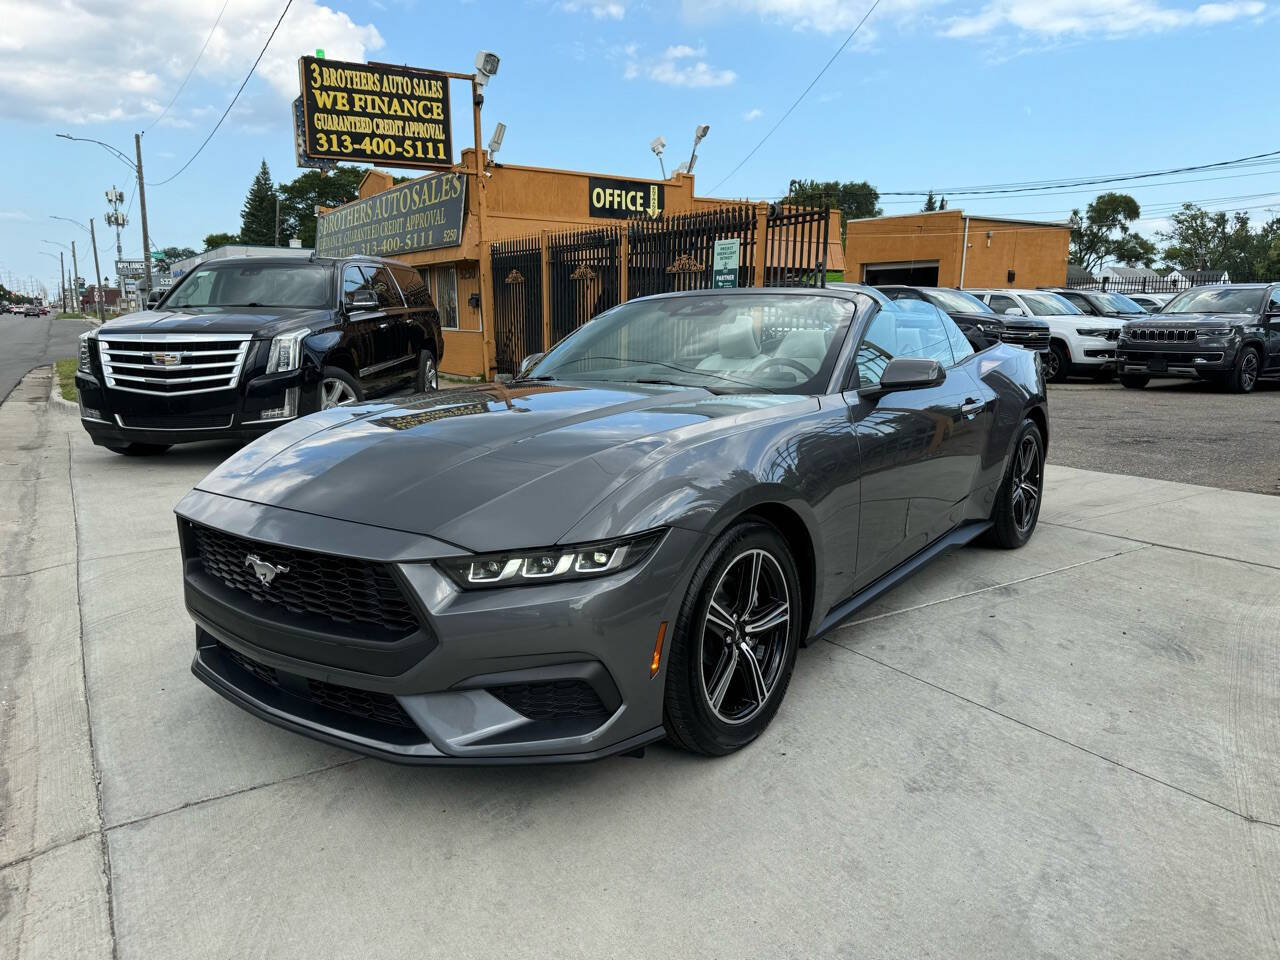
[634,377,682,386]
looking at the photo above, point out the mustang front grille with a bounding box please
[489,679,611,723]
[98,332,252,396]
[188,522,421,637]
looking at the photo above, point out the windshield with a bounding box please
[1094,292,1146,314]
[1021,293,1081,316]
[925,289,993,314]
[1162,287,1265,315]
[527,294,857,394]
[165,263,332,309]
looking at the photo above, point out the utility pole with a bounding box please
[274,196,281,246]
[60,251,66,311]
[135,133,153,296]
[70,240,80,316]
[89,218,105,322]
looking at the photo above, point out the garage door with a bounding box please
[862,261,940,286]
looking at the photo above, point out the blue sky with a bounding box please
[3,0,1277,297]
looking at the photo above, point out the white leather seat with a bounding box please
[696,316,760,372]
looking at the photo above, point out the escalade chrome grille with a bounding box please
[1126,328,1199,342]
[98,332,252,396]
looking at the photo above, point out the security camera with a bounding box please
[487,122,506,158]
[474,51,500,88]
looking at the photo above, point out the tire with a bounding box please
[983,419,1044,550]
[104,443,171,456]
[1045,342,1070,383]
[414,348,439,393]
[1223,346,1261,394]
[318,367,363,410]
[663,520,802,756]
[1120,374,1149,389]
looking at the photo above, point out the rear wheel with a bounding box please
[104,442,171,456]
[1222,346,1260,394]
[1120,374,1149,389]
[319,367,363,409]
[663,521,801,756]
[1044,342,1070,383]
[984,419,1044,550]
[414,348,439,393]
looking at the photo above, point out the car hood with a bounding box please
[195,381,812,552]
[96,305,325,338]
[1122,312,1253,328]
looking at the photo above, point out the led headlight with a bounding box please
[78,331,95,372]
[439,530,664,589]
[1197,327,1233,337]
[1076,328,1112,337]
[265,328,310,374]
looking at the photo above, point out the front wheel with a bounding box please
[1222,347,1261,394]
[663,521,801,756]
[319,367,363,410]
[1120,374,1149,389]
[984,419,1044,550]
[414,349,439,393]
[1045,343,1070,383]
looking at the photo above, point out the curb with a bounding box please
[47,364,79,415]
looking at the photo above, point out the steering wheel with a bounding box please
[755,357,816,380]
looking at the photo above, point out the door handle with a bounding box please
[961,398,986,418]
[378,322,389,329]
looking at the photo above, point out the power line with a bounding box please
[147,0,232,133]
[708,0,882,194]
[148,0,294,187]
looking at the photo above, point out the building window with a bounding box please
[432,265,458,329]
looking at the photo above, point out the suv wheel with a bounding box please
[1223,346,1260,394]
[1120,374,1149,389]
[1045,343,1070,383]
[663,521,801,756]
[319,367,363,409]
[415,349,439,393]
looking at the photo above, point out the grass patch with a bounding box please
[56,311,85,320]
[54,358,78,402]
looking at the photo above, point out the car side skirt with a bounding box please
[812,520,992,638]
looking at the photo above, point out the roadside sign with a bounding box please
[713,238,740,289]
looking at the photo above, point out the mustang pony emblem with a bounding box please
[244,554,289,586]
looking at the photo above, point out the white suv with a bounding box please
[966,288,1119,383]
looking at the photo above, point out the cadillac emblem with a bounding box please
[245,554,289,586]
[152,353,182,366]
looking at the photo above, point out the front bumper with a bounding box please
[176,491,705,764]
[76,366,318,447]
[1116,339,1236,378]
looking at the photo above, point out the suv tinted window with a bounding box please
[342,264,370,306]
[987,293,1020,315]
[1268,288,1280,313]
[361,264,403,308]
[389,265,432,309]
[1060,292,1095,314]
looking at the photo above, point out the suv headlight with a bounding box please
[1076,328,1112,337]
[78,331,95,372]
[1197,327,1233,337]
[438,530,664,589]
[265,328,310,373]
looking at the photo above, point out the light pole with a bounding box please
[56,132,153,294]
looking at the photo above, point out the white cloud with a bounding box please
[743,107,763,120]
[944,0,1265,36]
[626,43,737,86]
[685,0,941,33]
[0,210,33,221]
[561,0,626,18]
[0,0,383,125]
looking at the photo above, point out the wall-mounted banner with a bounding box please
[588,177,665,219]
[299,56,452,169]
[315,171,467,258]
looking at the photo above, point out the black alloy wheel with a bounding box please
[415,350,439,393]
[1225,347,1260,394]
[1044,343,1069,383]
[664,521,801,755]
[984,419,1044,549]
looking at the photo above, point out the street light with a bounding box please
[55,133,134,171]
[650,136,667,179]
[687,124,710,174]
[50,214,90,234]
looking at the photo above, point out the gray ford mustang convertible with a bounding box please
[175,285,1047,764]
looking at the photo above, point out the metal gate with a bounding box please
[490,235,543,376]
[628,205,759,298]
[548,228,623,345]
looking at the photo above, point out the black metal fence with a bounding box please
[490,234,542,376]
[489,203,831,374]
[1064,272,1276,295]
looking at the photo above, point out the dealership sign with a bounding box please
[588,177,664,220]
[315,171,467,257]
[292,97,337,171]
[298,56,452,169]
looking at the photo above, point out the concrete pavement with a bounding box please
[2,368,1278,959]
[0,314,93,403]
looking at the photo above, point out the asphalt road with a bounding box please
[1046,376,1280,495]
[0,312,91,402]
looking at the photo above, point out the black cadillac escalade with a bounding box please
[75,256,444,454]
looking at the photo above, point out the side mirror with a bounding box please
[347,289,379,312]
[875,357,945,394]
[1003,307,1025,316]
[516,352,544,378]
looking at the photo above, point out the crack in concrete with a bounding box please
[1041,520,1280,572]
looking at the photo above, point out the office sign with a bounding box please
[712,238,740,289]
[588,177,664,220]
[298,56,452,169]
[315,171,467,258]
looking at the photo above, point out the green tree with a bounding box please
[1068,192,1155,271]
[276,165,366,248]
[922,190,938,212]
[785,178,882,243]
[240,159,278,246]
[203,232,240,250]
[1157,204,1274,276]
[161,246,198,262]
